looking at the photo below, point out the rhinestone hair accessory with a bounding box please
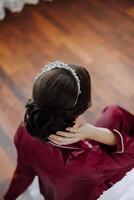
[35,60,82,106]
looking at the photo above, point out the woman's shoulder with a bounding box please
[14,121,25,147]
[14,121,40,150]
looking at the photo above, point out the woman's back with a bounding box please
[13,116,134,200]
[4,61,134,200]
[18,122,104,200]
[4,105,134,200]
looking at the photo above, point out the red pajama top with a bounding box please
[4,105,134,200]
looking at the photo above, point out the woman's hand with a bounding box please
[48,122,97,145]
[48,121,117,146]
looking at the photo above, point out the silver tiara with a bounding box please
[35,60,81,106]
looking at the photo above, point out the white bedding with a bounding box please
[16,168,134,200]
[16,176,44,200]
[0,0,52,20]
[98,168,134,200]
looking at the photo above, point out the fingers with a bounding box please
[48,134,80,145]
[48,123,82,145]
[56,131,76,138]
[48,134,74,142]
[49,137,80,145]
[66,127,78,133]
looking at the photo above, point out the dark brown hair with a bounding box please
[24,64,91,141]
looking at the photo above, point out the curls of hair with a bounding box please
[24,99,76,141]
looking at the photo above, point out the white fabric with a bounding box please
[98,168,134,200]
[0,0,52,20]
[16,176,44,200]
[16,169,134,200]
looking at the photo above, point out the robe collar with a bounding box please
[47,140,93,150]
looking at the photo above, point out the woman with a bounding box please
[4,60,134,200]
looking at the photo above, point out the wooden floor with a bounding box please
[0,0,134,197]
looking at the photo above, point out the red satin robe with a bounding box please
[4,105,134,200]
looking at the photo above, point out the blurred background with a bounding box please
[0,0,134,198]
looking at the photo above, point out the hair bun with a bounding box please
[24,99,76,141]
[24,99,55,140]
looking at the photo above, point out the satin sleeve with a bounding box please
[86,130,134,185]
[4,123,36,200]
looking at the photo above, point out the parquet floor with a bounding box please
[0,0,134,197]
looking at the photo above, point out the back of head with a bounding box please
[24,61,92,141]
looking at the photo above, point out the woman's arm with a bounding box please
[4,161,35,200]
[4,123,36,200]
[48,123,117,146]
[87,126,117,145]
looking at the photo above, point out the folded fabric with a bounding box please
[16,176,44,200]
[98,168,134,200]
